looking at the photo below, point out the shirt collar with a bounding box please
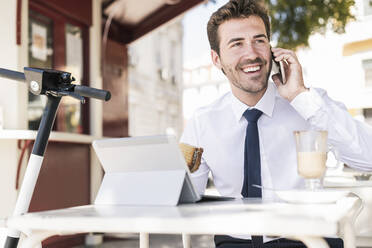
[230,81,276,122]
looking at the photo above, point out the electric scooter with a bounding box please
[0,67,111,248]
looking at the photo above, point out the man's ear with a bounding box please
[211,50,222,69]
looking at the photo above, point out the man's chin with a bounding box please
[241,85,267,94]
[240,80,268,94]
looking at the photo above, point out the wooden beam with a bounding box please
[102,17,134,44]
[131,0,203,42]
[16,0,22,45]
[30,0,92,26]
[102,0,203,44]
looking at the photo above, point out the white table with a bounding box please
[6,196,362,248]
[325,176,372,246]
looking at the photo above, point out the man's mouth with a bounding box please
[241,65,261,73]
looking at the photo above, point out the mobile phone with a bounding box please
[271,51,286,84]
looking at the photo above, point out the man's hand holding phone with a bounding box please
[271,51,286,84]
[271,47,308,102]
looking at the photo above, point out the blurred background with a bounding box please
[0,0,372,247]
[182,0,372,128]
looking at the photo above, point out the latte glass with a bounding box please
[294,130,328,190]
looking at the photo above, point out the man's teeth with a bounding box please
[242,66,260,72]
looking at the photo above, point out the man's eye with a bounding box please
[255,39,266,44]
[232,42,242,47]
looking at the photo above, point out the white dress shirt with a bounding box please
[180,81,372,199]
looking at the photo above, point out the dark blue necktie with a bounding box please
[242,108,263,197]
[242,108,263,247]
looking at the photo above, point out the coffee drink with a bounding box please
[297,151,327,178]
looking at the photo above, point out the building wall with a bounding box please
[296,0,372,118]
[0,0,28,130]
[183,64,230,122]
[128,17,184,138]
[89,0,103,203]
[0,0,29,220]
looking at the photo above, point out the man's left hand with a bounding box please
[271,47,308,102]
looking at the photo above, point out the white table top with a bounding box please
[325,177,372,188]
[7,196,361,238]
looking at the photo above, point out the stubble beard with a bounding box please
[223,59,272,94]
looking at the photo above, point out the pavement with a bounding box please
[75,234,215,248]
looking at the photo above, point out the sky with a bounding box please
[182,0,226,69]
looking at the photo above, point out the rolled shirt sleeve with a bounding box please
[180,114,210,195]
[290,87,372,171]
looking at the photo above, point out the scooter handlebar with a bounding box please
[0,68,25,82]
[0,67,111,102]
[73,85,111,101]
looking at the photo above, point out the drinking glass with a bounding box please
[294,130,328,190]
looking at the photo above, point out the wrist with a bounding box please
[288,86,308,102]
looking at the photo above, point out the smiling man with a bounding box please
[180,0,372,247]
[212,17,272,102]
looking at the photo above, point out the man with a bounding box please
[180,0,372,247]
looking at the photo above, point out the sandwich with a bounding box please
[179,143,204,173]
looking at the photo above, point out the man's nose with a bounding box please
[241,42,259,59]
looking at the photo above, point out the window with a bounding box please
[363,108,372,125]
[364,0,372,16]
[170,40,177,85]
[57,24,83,133]
[362,59,372,87]
[28,9,52,130]
[28,3,89,133]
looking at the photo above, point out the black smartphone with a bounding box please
[271,51,286,84]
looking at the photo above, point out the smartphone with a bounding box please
[271,51,286,84]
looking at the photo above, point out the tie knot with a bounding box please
[243,108,262,123]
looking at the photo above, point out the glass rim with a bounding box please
[293,130,328,135]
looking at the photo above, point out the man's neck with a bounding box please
[231,86,267,107]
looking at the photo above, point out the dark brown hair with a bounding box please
[207,0,270,55]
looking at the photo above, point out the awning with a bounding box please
[343,38,372,56]
[102,0,204,44]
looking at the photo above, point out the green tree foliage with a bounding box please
[265,0,356,49]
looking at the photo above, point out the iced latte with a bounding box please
[297,151,327,178]
[294,130,328,190]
